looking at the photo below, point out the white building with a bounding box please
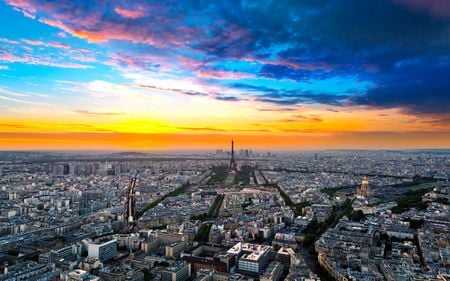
[87,237,117,262]
[228,242,272,274]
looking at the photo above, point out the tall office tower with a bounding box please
[63,164,70,175]
[229,140,238,173]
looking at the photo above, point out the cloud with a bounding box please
[258,64,329,81]
[231,83,348,106]
[0,38,19,44]
[114,7,145,19]
[70,53,98,63]
[257,107,299,112]
[172,126,271,133]
[26,2,199,47]
[22,39,45,46]
[0,40,92,69]
[214,95,240,102]
[392,0,450,19]
[138,82,242,103]
[3,0,450,117]
[104,53,163,70]
[74,110,124,117]
[176,126,225,132]
[195,68,253,80]
[137,84,207,97]
[20,38,70,50]
[292,114,323,122]
[349,61,450,115]
[0,123,32,130]
[0,95,28,103]
[192,22,253,59]
[48,41,70,49]
[0,94,47,106]
[0,88,55,108]
[0,87,30,97]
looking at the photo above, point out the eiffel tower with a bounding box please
[229,140,238,172]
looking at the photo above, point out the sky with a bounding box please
[0,0,449,150]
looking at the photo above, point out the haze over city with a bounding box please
[0,0,449,150]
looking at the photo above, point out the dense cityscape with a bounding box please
[0,143,448,281]
[1,0,450,280]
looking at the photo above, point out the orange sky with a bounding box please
[1,92,449,150]
[1,1,449,150]
[1,131,449,150]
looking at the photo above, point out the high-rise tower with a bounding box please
[229,140,238,173]
[124,173,138,231]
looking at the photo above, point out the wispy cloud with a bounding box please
[176,126,225,132]
[278,114,323,123]
[137,84,208,97]
[0,95,46,106]
[195,68,254,80]
[21,38,70,49]
[22,39,45,46]
[0,87,53,107]
[0,50,91,69]
[114,7,145,19]
[257,107,299,112]
[74,110,124,117]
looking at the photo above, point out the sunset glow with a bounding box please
[0,0,449,150]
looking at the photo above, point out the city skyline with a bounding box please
[0,0,449,150]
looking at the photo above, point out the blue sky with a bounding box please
[0,0,449,149]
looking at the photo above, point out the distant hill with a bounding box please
[108,151,149,157]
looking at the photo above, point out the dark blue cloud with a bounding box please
[218,0,450,115]
[257,64,347,81]
[214,95,240,102]
[231,83,348,106]
[259,64,314,81]
[350,59,450,114]
[6,0,450,115]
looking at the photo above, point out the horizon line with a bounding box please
[0,147,449,153]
